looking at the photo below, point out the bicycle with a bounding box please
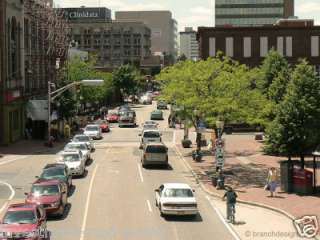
[228,204,236,224]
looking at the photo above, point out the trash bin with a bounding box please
[280,160,294,193]
[292,168,313,195]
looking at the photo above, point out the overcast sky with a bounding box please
[54,0,320,32]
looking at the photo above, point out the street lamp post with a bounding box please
[47,79,103,146]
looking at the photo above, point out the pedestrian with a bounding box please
[222,187,237,223]
[64,122,71,139]
[266,167,278,197]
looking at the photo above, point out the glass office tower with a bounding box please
[215,0,294,26]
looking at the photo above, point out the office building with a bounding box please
[179,27,199,60]
[198,19,320,70]
[215,0,294,27]
[64,7,152,70]
[115,11,178,63]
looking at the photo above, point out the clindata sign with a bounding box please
[63,8,111,21]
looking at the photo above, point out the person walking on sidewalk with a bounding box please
[266,167,278,197]
[222,187,238,223]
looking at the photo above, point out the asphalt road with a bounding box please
[0,102,236,240]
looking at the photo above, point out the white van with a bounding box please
[139,130,162,149]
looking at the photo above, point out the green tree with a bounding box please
[265,60,320,167]
[112,65,141,100]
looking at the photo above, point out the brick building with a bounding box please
[197,20,320,70]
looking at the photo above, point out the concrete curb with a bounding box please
[174,144,320,239]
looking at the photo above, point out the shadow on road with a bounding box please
[143,164,173,171]
[47,203,72,221]
[164,213,203,222]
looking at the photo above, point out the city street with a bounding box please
[0,103,236,240]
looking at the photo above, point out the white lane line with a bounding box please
[80,164,99,240]
[137,164,144,182]
[172,130,176,145]
[205,196,241,240]
[146,199,152,212]
[0,181,16,213]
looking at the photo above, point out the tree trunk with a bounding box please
[183,120,189,140]
[196,132,201,151]
[301,155,305,169]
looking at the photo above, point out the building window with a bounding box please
[209,37,215,57]
[286,36,292,57]
[260,37,268,57]
[277,37,284,56]
[243,37,251,58]
[225,37,233,57]
[311,36,319,57]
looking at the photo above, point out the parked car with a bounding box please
[63,142,91,162]
[118,104,131,112]
[83,124,102,140]
[155,183,198,217]
[95,119,110,132]
[141,143,168,168]
[25,179,68,218]
[119,110,136,128]
[38,164,72,191]
[57,150,86,176]
[72,134,95,152]
[106,112,119,123]
[0,203,47,240]
[139,130,162,149]
[157,101,168,110]
[151,110,164,120]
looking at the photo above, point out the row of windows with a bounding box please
[216,7,284,15]
[216,0,284,4]
[216,17,280,26]
[208,36,320,58]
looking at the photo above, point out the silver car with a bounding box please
[83,124,102,140]
[141,143,168,168]
[72,134,95,152]
[139,129,162,149]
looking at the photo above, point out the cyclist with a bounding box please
[222,186,237,223]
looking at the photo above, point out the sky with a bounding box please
[54,0,320,32]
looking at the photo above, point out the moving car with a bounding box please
[155,183,198,217]
[141,143,168,168]
[139,130,162,149]
[57,150,86,176]
[150,110,164,120]
[106,112,119,123]
[144,120,159,126]
[119,110,136,128]
[38,164,72,191]
[142,124,158,131]
[0,203,47,240]
[83,124,102,140]
[157,101,168,110]
[95,119,110,133]
[25,179,68,218]
[72,134,95,152]
[139,95,152,105]
[63,142,91,162]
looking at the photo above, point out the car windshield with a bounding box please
[3,211,36,224]
[66,144,87,150]
[146,146,167,153]
[144,131,160,138]
[62,154,80,162]
[163,188,194,198]
[41,168,65,180]
[74,136,90,142]
[86,126,99,131]
[31,184,59,196]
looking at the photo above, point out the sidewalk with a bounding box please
[174,129,320,239]
[0,140,66,164]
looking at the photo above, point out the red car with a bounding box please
[106,113,119,123]
[96,119,110,132]
[0,203,47,240]
[25,179,68,218]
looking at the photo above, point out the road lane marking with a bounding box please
[0,181,16,213]
[205,196,241,240]
[0,156,28,166]
[137,164,144,182]
[146,199,152,212]
[80,164,99,240]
